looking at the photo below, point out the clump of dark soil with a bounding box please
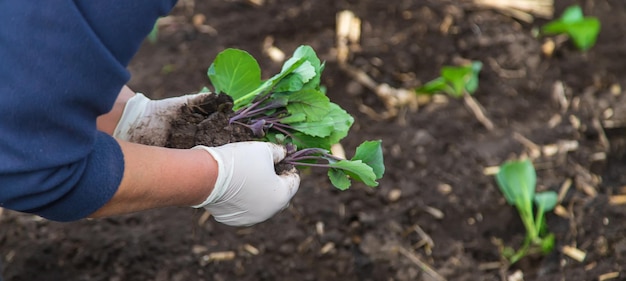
[166,93,255,149]
[166,93,296,173]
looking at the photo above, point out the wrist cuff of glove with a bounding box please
[113,93,151,140]
[190,146,230,208]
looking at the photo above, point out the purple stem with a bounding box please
[282,161,334,168]
[267,124,293,138]
[230,96,284,123]
[287,147,328,159]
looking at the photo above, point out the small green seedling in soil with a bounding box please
[207,45,384,190]
[541,5,600,51]
[495,159,558,264]
[415,61,494,130]
[415,61,482,98]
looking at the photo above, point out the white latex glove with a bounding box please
[193,142,300,226]
[113,92,210,146]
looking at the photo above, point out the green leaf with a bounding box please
[272,46,322,93]
[291,45,323,90]
[561,5,584,23]
[285,102,352,142]
[441,66,471,97]
[534,191,558,212]
[279,112,307,123]
[288,102,353,140]
[352,140,385,179]
[208,49,262,102]
[303,62,325,91]
[273,61,317,92]
[329,160,378,187]
[540,233,556,254]
[280,89,334,138]
[293,45,322,72]
[269,56,307,87]
[274,73,305,92]
[415,77,450,95]
[418,61,482,98]
[288,132,333,150]
[328,168,352,190]
[568,19,601,51]
[228,50,309,109]
[284,89,331,121]
[441,63,481,97]
[325,103,354,144]
[289,118,334,138]
[495,159,536,206]
[541,5,600,51]
[541,21,569,35]
[293,60,316,84]
[543,6,585,34]
[465,61,483,94]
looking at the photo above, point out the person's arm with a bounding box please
[89,140,216,217]
[93,86,217,215]
[92,87,300,226]
[97,86,135,135]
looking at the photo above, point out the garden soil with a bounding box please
[3,1,626,280]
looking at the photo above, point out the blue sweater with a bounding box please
[0,1,178,221]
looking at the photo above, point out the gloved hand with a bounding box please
[113,92,210,146]
[193,141,300,226]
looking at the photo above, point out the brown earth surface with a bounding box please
[3,1,626,280]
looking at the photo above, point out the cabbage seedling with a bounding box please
[495,159,558,264]
[207,45,384,190]
[415,61,494,130]
[541,5,600,51]
[415,61,482,98]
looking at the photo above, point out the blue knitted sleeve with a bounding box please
[0,0,177,221]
